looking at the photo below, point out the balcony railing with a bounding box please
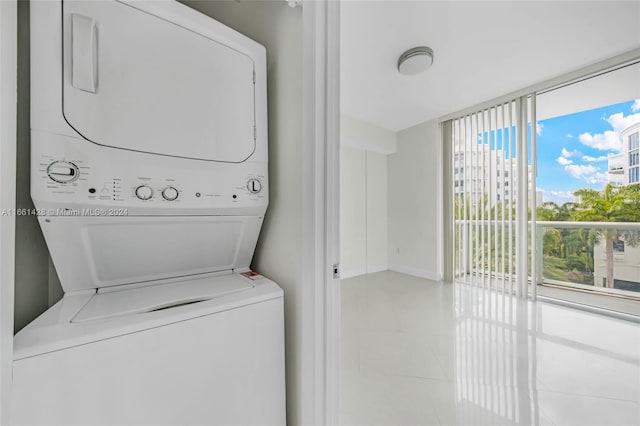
[454,220,640,298]
[534,221,640,298]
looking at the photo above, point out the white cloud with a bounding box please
[566,133,574,138]
[564,164,597,179]
[584,172,609,185]
[536,122,543,136]
[543,190,575,204]
[632,99,640,112]
[547,190,574,198]
[582,154,607,162]
[606,111,640,133]
[578,130,621,151]
[577,111,640,153]
[560,147,579,158]
[556,156,573,165]
[561,164,607,187]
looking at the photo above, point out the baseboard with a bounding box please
[388,264,441,281]
[366,264,387,274]
[340,267,367,280]
[341,264,437,280]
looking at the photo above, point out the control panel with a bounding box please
[32,141,268,215]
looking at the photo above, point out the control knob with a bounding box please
[135,185,153,200]
[47,161,79,184]
[247,178,262,194]
[162,186,179,201]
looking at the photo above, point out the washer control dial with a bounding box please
[247,178,262,194]
[135,185,153,200]
[47,161,79,184]
[162,186,179,201]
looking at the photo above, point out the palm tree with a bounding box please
[542,228,562,256]
[572,183,640,288]
[557,202,578,221]
[536,202,559,221]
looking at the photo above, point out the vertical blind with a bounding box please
[449,95,537,298]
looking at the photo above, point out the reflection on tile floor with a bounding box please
[340,271,640,426]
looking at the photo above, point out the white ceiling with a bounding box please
[340,1,640,132]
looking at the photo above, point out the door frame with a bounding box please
[302,0,341,424]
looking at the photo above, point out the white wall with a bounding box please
[1,1,17,421]
[594,240,640,289]
[341,114,396,154]
[340,145,366,277]
[157,1,306,423]
[341,115,443,282]
[365,150,388,274]
[12,0,55,334]
[340,115,393,279]
[388,119,442,281]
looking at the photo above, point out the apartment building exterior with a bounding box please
[454,144,540,210]
[608,122,640,186]
[596,122,640,292]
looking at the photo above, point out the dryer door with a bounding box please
[62,0,256,163]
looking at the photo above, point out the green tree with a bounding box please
[542,228,562,256]
[572,183,640,288]
[536,202,559,221]
[557,202,578,221]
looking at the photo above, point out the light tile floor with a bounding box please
[340,271,640,426]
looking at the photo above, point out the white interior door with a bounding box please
[62,0,256,162]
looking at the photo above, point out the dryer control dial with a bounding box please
[135,185,153,200]
[162,186,179,201]
[47,161,79,184]
[247,178,262,194]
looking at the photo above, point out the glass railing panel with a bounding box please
[535,221,640,299]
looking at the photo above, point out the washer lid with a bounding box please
[62,0,256,163]
[38,215,263,293]
[72,273,254,323]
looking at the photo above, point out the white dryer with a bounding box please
[11,1,285,425]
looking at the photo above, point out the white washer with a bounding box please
[11,1,285,424]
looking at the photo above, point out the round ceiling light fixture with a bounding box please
[397,46,434,75]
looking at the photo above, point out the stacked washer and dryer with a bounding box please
[11,1,285,424]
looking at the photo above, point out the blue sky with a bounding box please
[536,98,640,205]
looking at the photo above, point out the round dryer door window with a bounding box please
[61,0,256,163]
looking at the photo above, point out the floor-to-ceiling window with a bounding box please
[534,63,640,310]
[447,62,640,314]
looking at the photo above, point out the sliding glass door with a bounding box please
[534,63,640,304]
